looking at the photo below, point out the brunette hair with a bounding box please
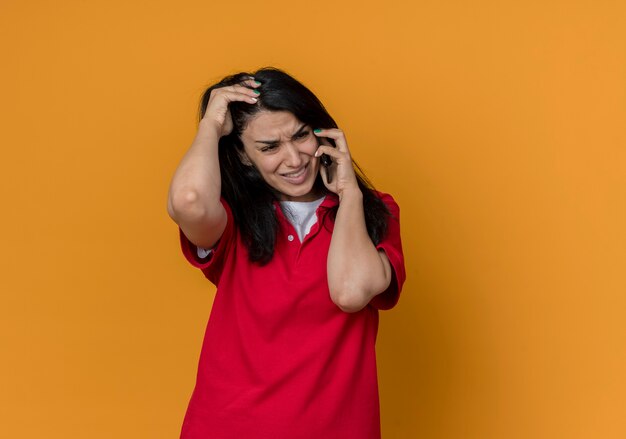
[199,67,389,264]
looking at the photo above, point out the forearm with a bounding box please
[327,189,392,312]
[168,120,223,222]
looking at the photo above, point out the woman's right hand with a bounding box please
[201,78,261,137]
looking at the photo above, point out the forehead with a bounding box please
[242,111,303,139]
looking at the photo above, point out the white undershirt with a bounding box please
[196,196,325,258]
[280,196,325,243]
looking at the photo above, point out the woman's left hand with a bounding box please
[314,128,360,199]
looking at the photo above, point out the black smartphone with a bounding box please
[317,136,336,183]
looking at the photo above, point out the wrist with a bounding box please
[197,119,222,140]
[338,186,363,203]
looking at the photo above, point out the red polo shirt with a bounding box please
[178,192,405,439]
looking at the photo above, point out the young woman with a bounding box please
[168,68,405,439]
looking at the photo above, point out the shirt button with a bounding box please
[287,234,295,242]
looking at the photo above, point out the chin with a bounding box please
[279,183,319,201]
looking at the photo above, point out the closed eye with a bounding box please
[259,143,279,152]
[293,129,310,141]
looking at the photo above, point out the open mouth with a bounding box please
[280,163,309,183]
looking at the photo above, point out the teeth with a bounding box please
[284,168,305,178]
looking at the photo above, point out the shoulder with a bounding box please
[373,190,396,201]
[373,191,400,215]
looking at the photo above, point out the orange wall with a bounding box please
[2,0,625,437]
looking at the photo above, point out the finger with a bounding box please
[232,83,261,99]
[313,128,348,152]
[315,145,344,160]
[214,88,259,104]
[215,84,260,99]
[317,136,333,147]
[225,91,259,104]
[241,77,262,89]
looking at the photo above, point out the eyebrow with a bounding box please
[255,124,308,146]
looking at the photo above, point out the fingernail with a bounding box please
[314,128,322,133]
[254,80,261,85]
[253,90,260,95]
[315,149,321,157]
[251,97,258,103]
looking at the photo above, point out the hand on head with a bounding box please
[202,78,261,137]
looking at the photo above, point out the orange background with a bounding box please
[2,0,625,437]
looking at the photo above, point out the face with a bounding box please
[239,110,322,201]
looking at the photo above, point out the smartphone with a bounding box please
[317,136,336,183]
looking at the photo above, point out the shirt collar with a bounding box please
[273,192,339,210]
[319,192,339,209]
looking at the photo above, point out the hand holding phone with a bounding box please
[313,128,359,197]
[314,129,336,183]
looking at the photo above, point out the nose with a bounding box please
[283,141,303,168]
